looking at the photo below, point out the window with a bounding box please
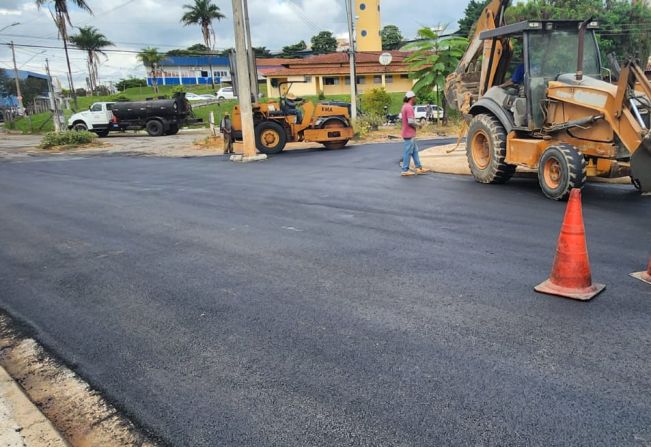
[271,79,279,87]
[356,76,365,84]
[324,77,339,85]
[385,75,393,83]
[400,74,409,79]
[201,70,209,77]
[90,103,102,112]
[344,77,351,85]
[373,75,382,84]
[304,76,312,82]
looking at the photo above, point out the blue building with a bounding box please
[0,69,48,109]
[146,55,231,86]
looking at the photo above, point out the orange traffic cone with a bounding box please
[630,257,651,285]
[535,189,606,301]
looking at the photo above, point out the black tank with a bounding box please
[111,93,191,120]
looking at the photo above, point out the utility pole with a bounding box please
[45,59,62,132]
[345,0,358,120]
[242,0,259,99]
[10,41,24,115]
[231,0,257,158]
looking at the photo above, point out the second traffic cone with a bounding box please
[534,189,606,301]
[630,257,651,285]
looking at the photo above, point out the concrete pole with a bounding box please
[242,0,259,99]
[231,0,257,157]
[10,42,24,115]
[345,0,358,120]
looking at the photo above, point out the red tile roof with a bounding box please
[263,51,413,77]
[256,58,301,66]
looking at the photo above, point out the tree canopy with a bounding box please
[254,46,272,57]
[180,0,226,50]
[310,31,337,54]
[281,40,307,58]
[381,25,404,50]
[457,0,490,37]
[506,0,651,65]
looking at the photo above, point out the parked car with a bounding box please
[398,104,445,123]
[185,92,214,101]
[216,86,236,100]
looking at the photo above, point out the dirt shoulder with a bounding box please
[0,314,158,447]
[0,126,455,160]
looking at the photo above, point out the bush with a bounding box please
[318,90,326,100]
[40,130,97,149]
[361,87,392,116]
[111,94,131,102]
[172,85,186,94]
[353,113,385,138]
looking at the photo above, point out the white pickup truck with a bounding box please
[68,93,200,137]
[68,102,116,137]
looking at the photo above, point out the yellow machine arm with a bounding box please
[445,0,511,114]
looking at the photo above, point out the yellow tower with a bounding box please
[355,0,382,52]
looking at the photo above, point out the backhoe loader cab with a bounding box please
[477,20,602,132]
[231,81,354,155]
[447,10,651,200]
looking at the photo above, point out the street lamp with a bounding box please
[0,22,21,33]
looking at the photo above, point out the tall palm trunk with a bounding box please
[203,24,215,90]
[57,13,78,109]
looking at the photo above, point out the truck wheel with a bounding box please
[466,114,516,184]
[537,144,586,201]
[72,122,88,132]
[255,121,287,154]
[95,129,109,137]
[166,124,179,135]
[146,119,164,137]
[321,120,349,149]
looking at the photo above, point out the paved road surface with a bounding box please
[0,141,650,446]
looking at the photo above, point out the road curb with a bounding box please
[0,365,69,447]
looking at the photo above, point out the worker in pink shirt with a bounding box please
[400,91,427,176]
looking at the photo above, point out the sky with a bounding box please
[0,0,469,88]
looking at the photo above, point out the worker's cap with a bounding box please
[405,91,416,99]
[286,93,297,100]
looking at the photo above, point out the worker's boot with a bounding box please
[401,171,415,177]
[415,167,429,175]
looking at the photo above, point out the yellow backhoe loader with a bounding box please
[445,0,651,200]
[231,82,353,155]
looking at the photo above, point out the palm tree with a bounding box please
[69,26,113,95]
[405,26,468,124]
[137,48,165,94]
[181,0,226,90]
[36,0,93,110]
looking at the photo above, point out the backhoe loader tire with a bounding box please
[466,114,515,184]
[537,144,586,201]
[255,121,287,155]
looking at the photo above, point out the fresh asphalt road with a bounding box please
[0,140,650,447]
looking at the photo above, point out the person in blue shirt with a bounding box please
[501,63,525,88]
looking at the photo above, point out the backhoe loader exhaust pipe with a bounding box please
[576,18,593,81]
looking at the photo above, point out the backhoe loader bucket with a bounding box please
[631,132,651,194]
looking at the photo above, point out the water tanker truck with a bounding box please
[68,92,201,137]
